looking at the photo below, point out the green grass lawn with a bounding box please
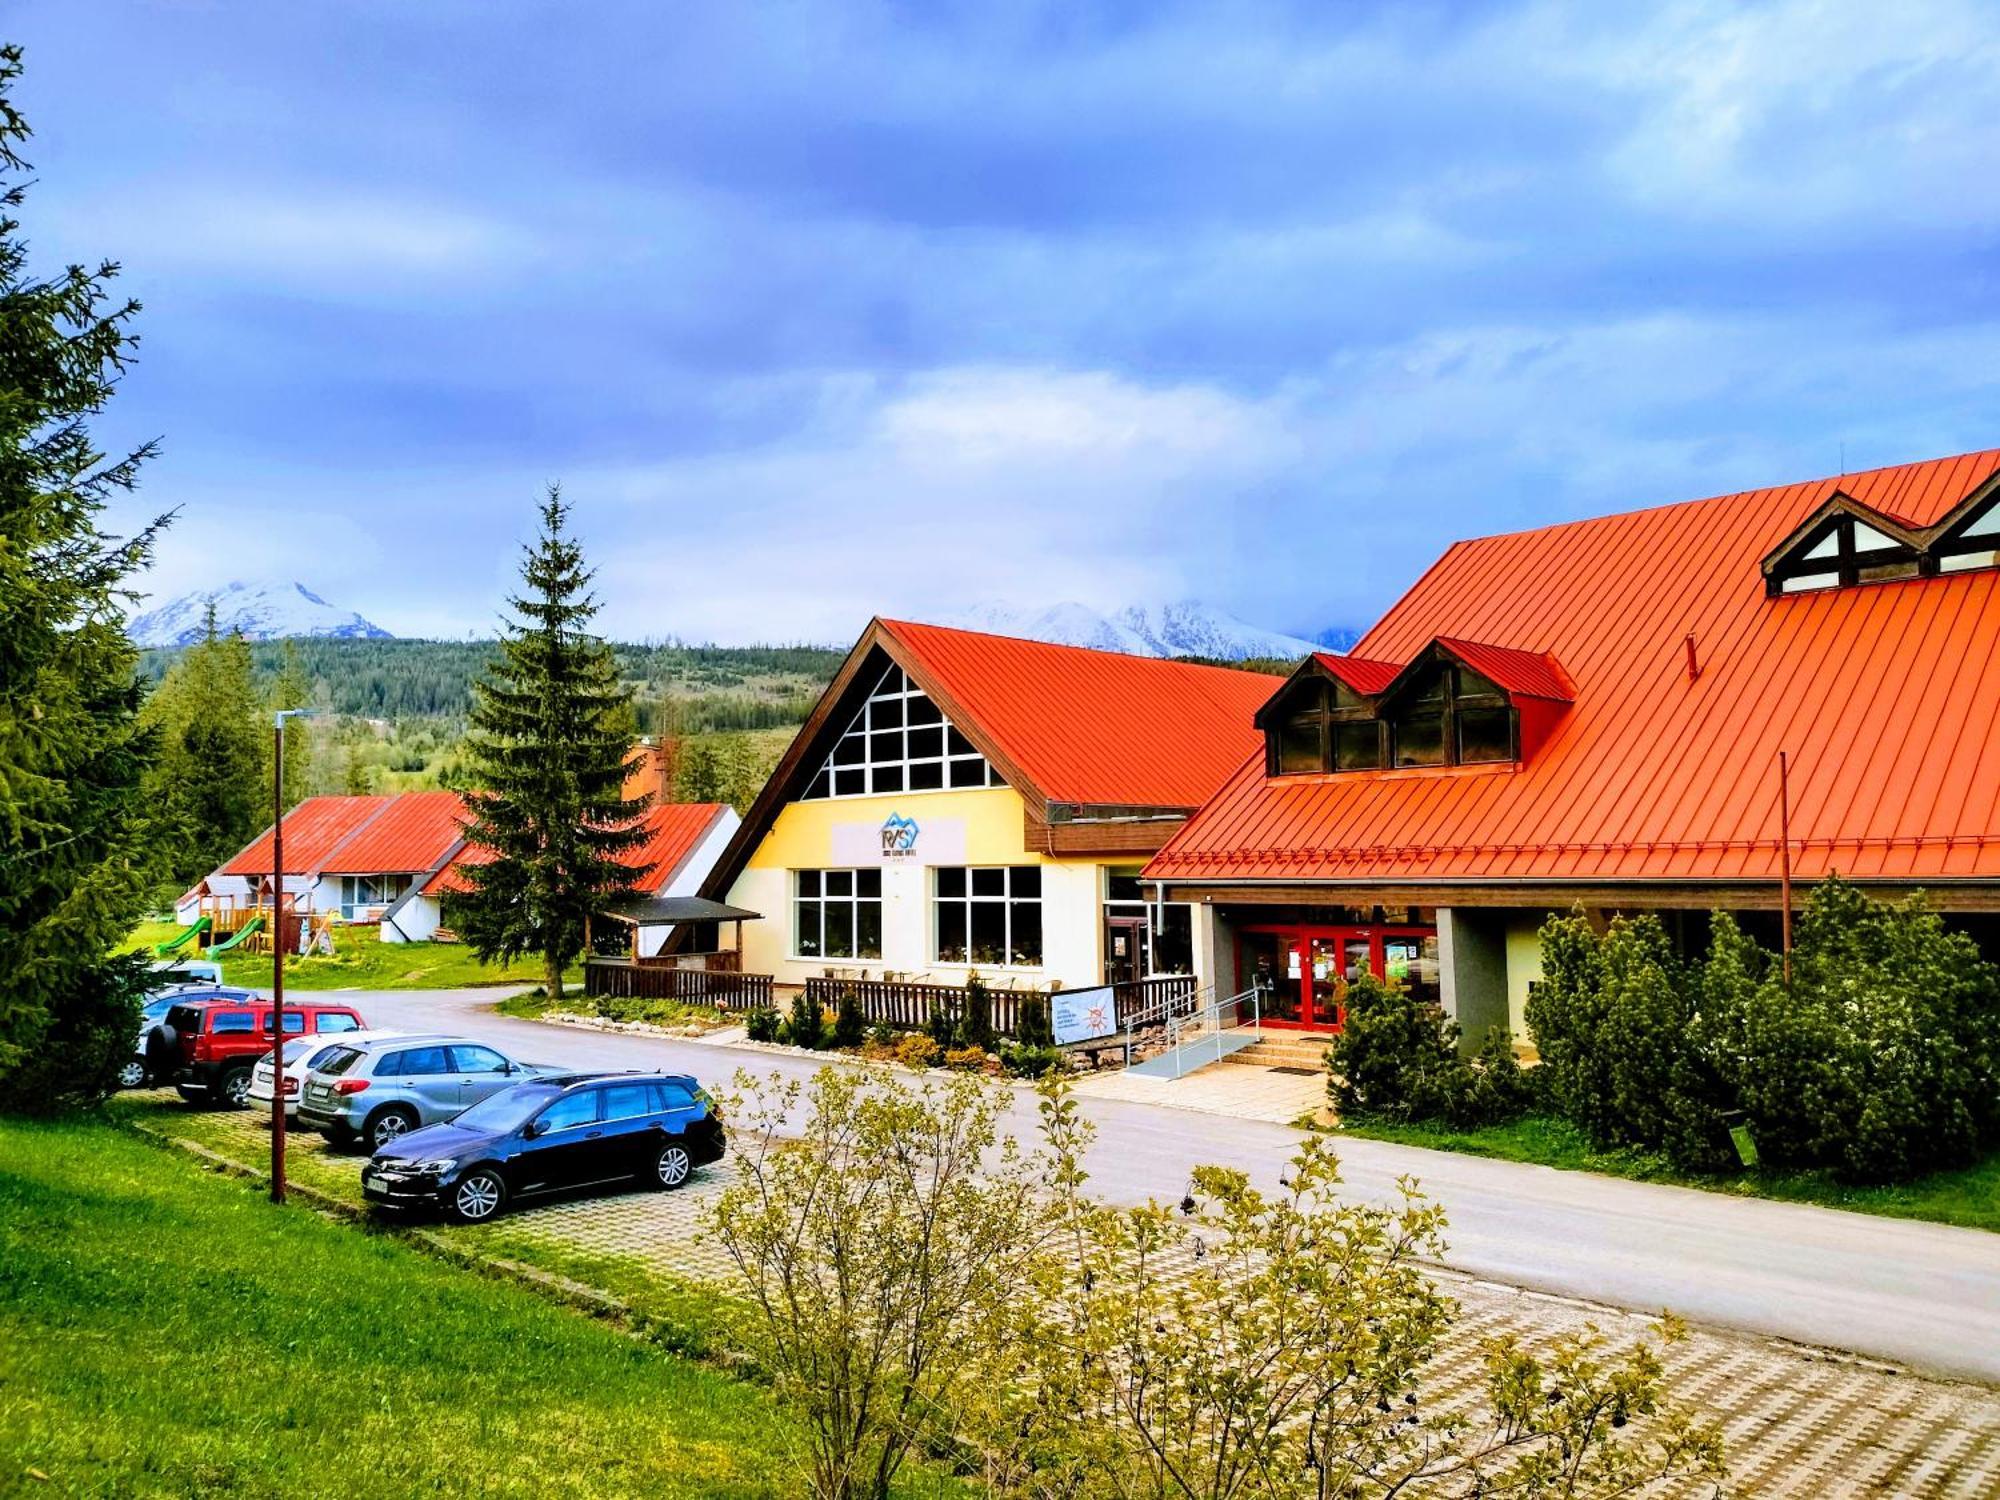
[1336,1112,2000,1235]
[124,919,579,992]
[0,1112,897,1496]
[495,987,727,1031]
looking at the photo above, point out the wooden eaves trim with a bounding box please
[694,618,1060,904]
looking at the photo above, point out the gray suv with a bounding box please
[297,1035,551,1151]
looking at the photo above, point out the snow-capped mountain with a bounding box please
[935,599,1319,661]
[129,581,393,648]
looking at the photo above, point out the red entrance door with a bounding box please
[1238,924,1438,1031]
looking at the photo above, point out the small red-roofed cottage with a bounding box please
[1145,448,2000,1043]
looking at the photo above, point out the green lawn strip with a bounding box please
[495,988,726,1031]
[0,1115,822,1497]
[122,920,578,992]
[1333,1112,2000,1234]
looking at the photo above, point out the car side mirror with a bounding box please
[522,1119,544,1139]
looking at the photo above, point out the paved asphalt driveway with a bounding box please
[353,986,2000,1385]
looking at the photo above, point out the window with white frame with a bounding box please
[933,866,1042,967]
[802,663,1001,799]
[339,873,409,920]
[794,869,883,960]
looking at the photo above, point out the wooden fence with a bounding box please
[584,958,773,1009]
[801,973,1198,1039]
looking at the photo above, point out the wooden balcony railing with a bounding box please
[584,957,772,1009]
[800,972,1200,1038]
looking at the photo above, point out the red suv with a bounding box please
[152,1000,367,1109]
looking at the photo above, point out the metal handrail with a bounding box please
[1155,984,1264,1080]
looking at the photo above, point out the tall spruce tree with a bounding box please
[138,603,266,884]
[0,45,168,1109]
[453,487,651,997]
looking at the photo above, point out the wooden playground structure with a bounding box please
[155,891,336,961]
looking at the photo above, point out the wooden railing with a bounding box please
[635,949,742,972]
[585,958,772,1009]
[800,972,1201,1038]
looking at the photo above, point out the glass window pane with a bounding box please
[1333,721,1382,771]
[972,867,1006,897]
[601,1084,653,1122]
[795,902,821,956]
[824,900,854,959]
[826,870,852,896]
[1393,713,1446,767]
[451,1045,509,1074]
[857,900,882,960]
[1009,865,1041,898]
[1457,707,1514,764]
[1008,901,1042,966]
[796,870,820,897]
[1940,549,2000,573]
[936,866,965,898]
[908,760,944,790]
[1106,869,1143,903]
[948,757,987,787]
[1454,666,1501,699]
[907,725,944,760]
[834,767,867,796]
[871,763,905,793]
[805,768,830,799]
[936,901,967,962]
[870,695,904,728]
[969,901,1007,964]
[1802,527,1842,560]
[1278,717,1322,773]
[869,731,903,763]
[832,735,864,766]
[1152,906,1193,975]
[857,868,881,897]
[906,693,942,725]
[1780,572,1839,593]
[1857,558,1919,582]
[947,727,977,757]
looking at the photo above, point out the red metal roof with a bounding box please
[221,795,395,876]
[1314,652,1402,695]
[318,790,468,875]
[421,802,728,898]
[1148,447,2000,886]
[879,620,1283,808]
[1432,639,1574,702]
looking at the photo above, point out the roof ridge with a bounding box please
[880,617,1292,681]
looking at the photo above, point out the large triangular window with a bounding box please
[801,663,1000,800]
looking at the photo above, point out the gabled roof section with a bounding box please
[1148,446,2000,887]
[1431,639,1574,702]
[319,790,468,875]
[700,618,1285,901]
[422,802,729,898]
[1313,652,1401,696]
[221,795,395,877]
[881,619,1279,809]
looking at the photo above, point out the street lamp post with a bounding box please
[271,707,314,1205]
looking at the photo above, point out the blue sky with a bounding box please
[19,1,2000,642]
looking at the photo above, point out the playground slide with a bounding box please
[204,915,264,956]
[151,916,210,958]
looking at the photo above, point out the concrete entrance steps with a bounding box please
[1221,1033,1336,1072]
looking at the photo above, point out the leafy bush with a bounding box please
[956,974,995,1052]
[866,1021,895,1049]
[831,985,866,1049]
[999,1042,1063,1079]
[1328,973,1533,1129]
[782,992,826,1050]
[744,1005,781,1043]
[942,1044,988,1072]
[894,1034,941,1070]
[3,955,148,1116]
[1711,883,2000,1182]
[1015,992,1054,1048]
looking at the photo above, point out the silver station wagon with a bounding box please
[297,1034,554,1152]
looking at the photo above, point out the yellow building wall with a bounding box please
[727,786,1117,992]
[1504,916,1546,1041]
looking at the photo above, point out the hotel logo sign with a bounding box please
[830,813,967,867]
[880,813,921,859]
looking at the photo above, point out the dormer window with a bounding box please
[1259,645,1558,777]
[1768,513,1921,594]
[1933,497,2000,575]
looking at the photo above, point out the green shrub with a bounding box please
[942,1044,988,1072]
[783,992,826,1050]
[1326,972,1468,1124]
[866,1021,895,1049]
[1000,1042,1063,1079]
[832,985,866,1049]
[1712,882,2000,1182]
[1525,908,1613,1131]
[926,993,957,1050]
[744,1004,781,1043]
[957,974,995,1052]
[1459,1026,1538,1127]
[894,1033,941,1069]
[1015,992,1054,1048]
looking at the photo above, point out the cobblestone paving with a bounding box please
[132,1093,2000,1497]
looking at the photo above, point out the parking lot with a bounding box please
[118,1086,2000,1498]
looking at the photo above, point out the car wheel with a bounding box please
[216,1067,254,1110]
[653,1142,693,1190]
[448,1168,507,1224]
[365,1106,419,1151]
[117,1058,148,1090]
